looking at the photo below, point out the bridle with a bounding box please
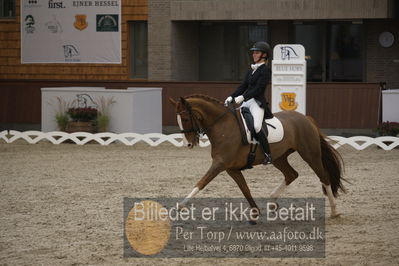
[177,102,229,142]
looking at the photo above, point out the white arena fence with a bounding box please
[0,130,398,151]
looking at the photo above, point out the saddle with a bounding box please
[230,106,284,170]
[237,107,284,146]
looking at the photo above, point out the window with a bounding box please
[199,22,268,81]
[129,21,148,79]
[329,23,363,81]
[294,21,364,82]
[0,0,15,19]
[294,23,324,81]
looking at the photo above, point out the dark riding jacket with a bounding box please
[230,64,273,119]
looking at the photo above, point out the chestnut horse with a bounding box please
[169,94,346,217]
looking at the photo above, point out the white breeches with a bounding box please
[241,98,265,133]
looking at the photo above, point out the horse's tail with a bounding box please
[307,116,346,198]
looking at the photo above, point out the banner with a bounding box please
[21,0,121,64]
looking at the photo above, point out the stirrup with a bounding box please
[263,153,272,165]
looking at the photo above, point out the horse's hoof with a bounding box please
[248,220,257,225]
[177,203,187,211]
[330,213,341,218]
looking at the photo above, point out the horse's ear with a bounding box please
[168,97,177,106]
[179,97,193,111]
[180,97,188,107]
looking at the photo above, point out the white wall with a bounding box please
[382,90,399,123]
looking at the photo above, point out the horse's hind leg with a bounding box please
[297,148,340,217]
[269,151,298,198]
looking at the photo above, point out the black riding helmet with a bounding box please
[250,41,271,60]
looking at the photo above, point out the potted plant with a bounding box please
[66,106,98,133]
[51,96,73,131]
[376,121,399,149]
[376,121,399,137]
[96,96,116,132]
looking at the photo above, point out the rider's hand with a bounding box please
[224,96,233,106]
[234,95,244,104]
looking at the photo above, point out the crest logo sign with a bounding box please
[74,14,88,31]
[279,92,298,111]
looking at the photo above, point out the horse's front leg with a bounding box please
[226,169,260,224]
[179,160,225,206]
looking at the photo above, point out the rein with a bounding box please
[178,103,229,137]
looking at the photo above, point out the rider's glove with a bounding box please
[234,95,245,104]
[224,96,233,106]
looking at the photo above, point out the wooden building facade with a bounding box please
[1,0,398,133]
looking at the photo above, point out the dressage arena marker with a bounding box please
[1,130,398,151]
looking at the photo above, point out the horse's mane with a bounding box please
[184,94,223,106]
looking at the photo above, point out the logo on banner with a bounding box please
[45,15,63,33]
[96,15,119,32]
[63,45,80,61]
[280,46,300,61]
[279,92,298,111]
[48,0,65,8]
[24,0,41,8]
[28,0,38,4]
[74,15,88,31]
[24,15,36,34]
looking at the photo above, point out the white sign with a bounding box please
[271,44,306,114]
[21,0,121,64]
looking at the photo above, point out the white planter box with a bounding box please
[41,87,162,133]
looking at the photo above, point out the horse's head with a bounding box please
[169,97,203,148]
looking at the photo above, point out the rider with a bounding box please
[224,41,273,164]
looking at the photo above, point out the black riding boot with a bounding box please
[255,130,272,164]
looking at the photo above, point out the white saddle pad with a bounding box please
[239,111,284,144]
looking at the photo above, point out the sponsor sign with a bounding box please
[21,0,121,63]
[272,44,307,114]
